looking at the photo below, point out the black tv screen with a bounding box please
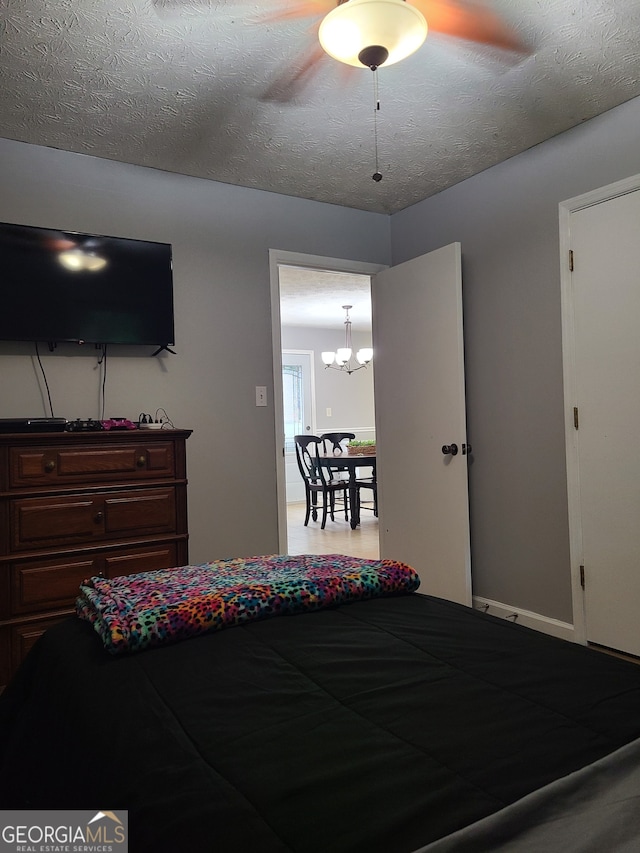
[0,222,174,346]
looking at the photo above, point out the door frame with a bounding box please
[559,172,640,646]
[270,249,386,552]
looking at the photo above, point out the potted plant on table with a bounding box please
[348,439,376,455]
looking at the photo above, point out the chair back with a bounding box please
[294,435,327,485]
[320,432,355,455]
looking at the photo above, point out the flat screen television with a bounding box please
[0,221,174,348]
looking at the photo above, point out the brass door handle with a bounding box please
[44,460,55,472]
[136,455,146,467]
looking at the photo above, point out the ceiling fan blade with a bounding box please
[252,0,336,24]
[260,42,327,102]
[410,0,529,54]
[155,0,335,23]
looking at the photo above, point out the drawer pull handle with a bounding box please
[94,511,104,524]
[136,455,146,468]
[44,460,55,472]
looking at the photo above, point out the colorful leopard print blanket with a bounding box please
[76,554,420,655]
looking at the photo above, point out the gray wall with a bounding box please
[391,96,640,623]
[0,138,390,563]
[280,325,375,436]
[3,93,640,624]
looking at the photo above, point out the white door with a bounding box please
[372,243,471,605]
[568,187,640,655]
[282,350,314,503]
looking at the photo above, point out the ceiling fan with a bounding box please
[154,0,529,101]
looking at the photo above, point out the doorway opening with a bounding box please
[270,251,384,558]
[270,244,471,604]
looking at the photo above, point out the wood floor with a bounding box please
[286,501,379,560]
[588,643,640,665]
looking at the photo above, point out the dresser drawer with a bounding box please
[105,542,179,578]
[10,554,98,615]
[11,487,177,551]
[9,542,180,616]
[11,615,70,673]
[9,441,176,488]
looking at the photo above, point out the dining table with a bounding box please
[317,450,377,529]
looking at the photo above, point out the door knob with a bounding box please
[442,444,459,456]
[462,443,472,455]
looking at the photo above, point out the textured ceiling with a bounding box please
[279,265,372,329]
[1,0,640,214]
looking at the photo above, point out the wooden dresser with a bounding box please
[0,428,191,687]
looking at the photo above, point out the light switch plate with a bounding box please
[256,386,267,407]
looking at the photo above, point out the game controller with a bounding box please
[101,418,137,431]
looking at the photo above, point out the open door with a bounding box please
[372,243,471,605]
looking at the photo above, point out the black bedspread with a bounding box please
[2,594,640,852]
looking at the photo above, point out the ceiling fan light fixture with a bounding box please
[358,45,389,70]
[318,0,427,69]
[58,246,108,272]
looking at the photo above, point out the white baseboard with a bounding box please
[472,595,577,643]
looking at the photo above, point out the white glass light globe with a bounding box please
[319,0,427,69]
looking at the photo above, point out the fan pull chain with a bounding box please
[372,68,382,182]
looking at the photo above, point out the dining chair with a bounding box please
[323,432,377,522]
[320,432,355,482]
[320,432,356,454]
[294,435,349,529]
[354,466,378,519]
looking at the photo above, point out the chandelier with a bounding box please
[321,305,373,375]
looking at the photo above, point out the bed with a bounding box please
[1,553,640,852]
